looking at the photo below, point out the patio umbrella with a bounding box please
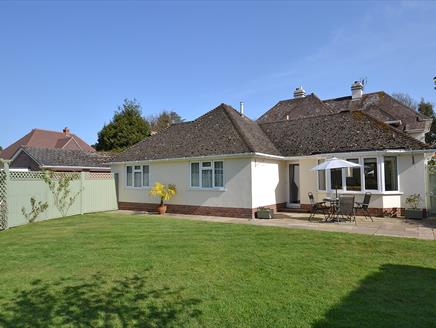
[311,157,361,198]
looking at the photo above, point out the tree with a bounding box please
[392,92,417,110]
[96,99,150,151]
[418,98,434,118]
[147,111,184,133]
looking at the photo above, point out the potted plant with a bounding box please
[405,193,426,219]
[256,207,273,219]
[149,182,177,215]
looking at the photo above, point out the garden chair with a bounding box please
[355,192,373,222]
[308,192,330,221]
[337,195,356,223]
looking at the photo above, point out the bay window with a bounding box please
[384,156,398,191]
[346,158,361,191]
[330,168,343,190]
[191,161,224,189]
[126,165,150,188]
[364,158,378,190]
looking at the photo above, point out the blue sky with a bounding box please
[1,1,435,148]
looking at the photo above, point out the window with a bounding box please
[364,158,378,190]
[126,165,149,188]
[346,158,361,191]
[191,163,200,187]
[330,168,343,190]
[126,166,133,187]
[317,159,326,191]
[384,156,398,191]
[214,161,224,187]
[201,162,213,188]
[191,161,224,188]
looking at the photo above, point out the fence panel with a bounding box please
[5,171,118,228]
[0,171,7,230]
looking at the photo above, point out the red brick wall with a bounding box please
[118,202,254,219]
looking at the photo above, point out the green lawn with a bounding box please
[1,213,436,327]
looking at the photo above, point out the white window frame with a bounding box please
[190,161,225,190]
[317,159,327,191]
[323,155,399,194]
[126,164,150,189]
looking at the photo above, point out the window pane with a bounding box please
[364,158,378,190]
[191,163,200,187]
[384,156,398,191]
[330,168,343,189]
[202,169,213,188]
[202,162,212,167]
[134,165,141,171]
[346,158,361,191]
[126,166,132,187]
[142,165,149,187]
[134,172,142,187]
[317,160,326,190]
[214,161,224,187]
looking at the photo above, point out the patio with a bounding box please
[116,210,436,240]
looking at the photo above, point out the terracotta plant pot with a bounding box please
[157,205,167,215]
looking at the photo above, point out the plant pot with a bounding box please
[256,209,273,219]
[157,205,167,215]
[405,208,425,220]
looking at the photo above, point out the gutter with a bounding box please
[41,165,111,171]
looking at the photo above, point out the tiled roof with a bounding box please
[260,91,432,133]
[111,104,280,162]
[258,94,334,123]
[0,129,95,159]
[259,110,430,157]
[112,103,429,163]
[21,147,110,169]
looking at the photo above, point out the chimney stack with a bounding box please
[63,127,70,136]
[239,101,244,115]
[293,86,306,98]
[351,81,364,100]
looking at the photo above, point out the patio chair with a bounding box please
[337,195,356,223]
[308,192,330,221]
[355,192,373,222]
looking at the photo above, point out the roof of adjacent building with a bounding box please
[259,91,432,133]
[111,103,429,163]
[111,104,280,162]
[260,110,429,157]
[0,128,95,160]
[17,147,111,169]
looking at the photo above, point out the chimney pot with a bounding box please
[239,102,244,115]
[351,81,364,100]
[293,86,306,98]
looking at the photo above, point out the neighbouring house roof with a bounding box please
[259,91,432,133]
[0,128,95,160]
[111,103,429,163]
[111,104,280,163]
[259,110,430,157]
[14,147,111,170]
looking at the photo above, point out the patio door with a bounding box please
[289,164,300,204]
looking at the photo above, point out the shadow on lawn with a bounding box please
[314,264,436,328]
[0,271,202,327]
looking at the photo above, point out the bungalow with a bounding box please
[109,83,434,218]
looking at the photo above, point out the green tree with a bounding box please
[96,99,150,151]
[147,111,184,133]
[418,98,434,118]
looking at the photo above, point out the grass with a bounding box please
[0,212,436,327]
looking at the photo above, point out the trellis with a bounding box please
[0,170,7,230]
